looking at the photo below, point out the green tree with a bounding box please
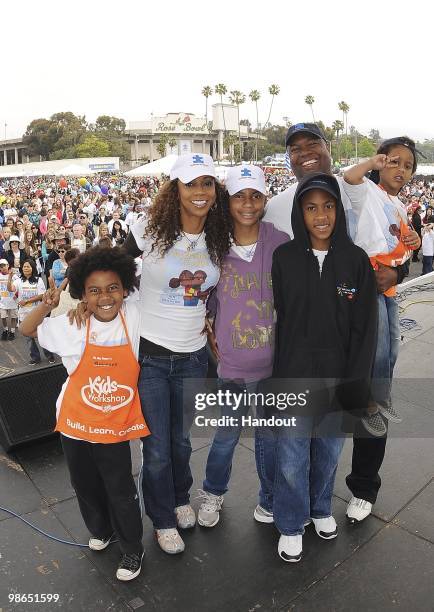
[168,137,177,154]
[338,101,350,160]
[249,89,261,161]
[201,86,213,133]
[23,118,58,160]
[215,83,228,135]
[50,112,88,155]
[332,119,344,162]
[261,124,287,147]
[305,95,316,123]
[93,115,126,134]
[223,133,237,164]
[75,135,111,158]
[369,128,381,146]
[229,90,246,162]
[264,84,280,128]
[357,137,377,158]
[157,134,169,158]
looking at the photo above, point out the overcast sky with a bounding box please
[3,0,432,142]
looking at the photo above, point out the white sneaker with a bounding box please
[155,528,185,554]
[346,496,373,523]
[175,504,196,529]
[197,489,224,527]
[278,534,302,562]
[88,533,114,551]
[253,505,274,523]
[311,516,338,539]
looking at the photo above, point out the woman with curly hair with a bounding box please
[124,154,231,555]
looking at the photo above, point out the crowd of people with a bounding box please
[0,127,427,581]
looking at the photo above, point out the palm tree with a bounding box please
[249,89,261,161]
[304,95,316,123]
[338,101,350,161]
[264,84,280,128]
[215,83,228,135]
[201,86,213,133]
[229,90,246,162]
[332,119,344,162]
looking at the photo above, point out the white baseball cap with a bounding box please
[9,235,20,243]
[0,259,8,265]
[170,154,216,184]
[225,165,267,196]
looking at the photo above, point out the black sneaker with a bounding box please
[116,551,144,581]
[1,330,8,341]
[7,331,15,341]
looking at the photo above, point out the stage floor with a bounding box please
[1,258,433,611]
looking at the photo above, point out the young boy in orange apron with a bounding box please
[20,246,150,582]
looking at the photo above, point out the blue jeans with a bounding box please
[422,255,433,275]
[138,345,208,529]
[274,413,345,535]
[371,294,400,408]
[202,380,275,506]
[27,337,53,362]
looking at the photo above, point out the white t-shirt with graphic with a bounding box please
[13,278,46,321]
[131,217,220,352]
[0,273,18,310]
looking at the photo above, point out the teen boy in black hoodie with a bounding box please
[271,173,377,563]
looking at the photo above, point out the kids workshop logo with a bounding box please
[81,376,134,412]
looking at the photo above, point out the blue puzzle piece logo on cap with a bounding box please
[241,168,252,177]
[192,155,204,164]
[293,123,305,130]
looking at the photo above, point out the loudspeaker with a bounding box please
[0,364,67,452]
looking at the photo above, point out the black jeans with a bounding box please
[345,419,387,504]
[61,435,143,555]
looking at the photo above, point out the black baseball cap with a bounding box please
[295,173,340,202]
[286,122,327,147]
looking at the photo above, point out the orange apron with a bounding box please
[370,219,413,297]
[56,312,150,443]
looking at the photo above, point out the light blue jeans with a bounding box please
[273,413,345,536]
[371,294,400,408]
[203,379,275,505]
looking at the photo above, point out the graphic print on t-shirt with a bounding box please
[160,246,216,307]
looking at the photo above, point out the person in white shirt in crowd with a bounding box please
[70,223,89,253]
[107,210,128,233]
[0,258,18,340]
[421,223,434,274]
[7,258,55,364]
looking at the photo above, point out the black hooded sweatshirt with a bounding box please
[271,173,378,427]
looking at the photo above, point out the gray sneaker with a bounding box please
[197,489,224,527]
[253,505,274,523]
[378,402,402,423]
[361,412,387,437]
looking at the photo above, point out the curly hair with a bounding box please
[144,179,231,267]
[68,246,138,299]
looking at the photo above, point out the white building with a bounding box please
[126,104,255,164]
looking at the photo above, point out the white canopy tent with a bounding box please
[125,154,178,177]
[54,164,96,177]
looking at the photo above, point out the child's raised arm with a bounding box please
[344,154,398,185]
